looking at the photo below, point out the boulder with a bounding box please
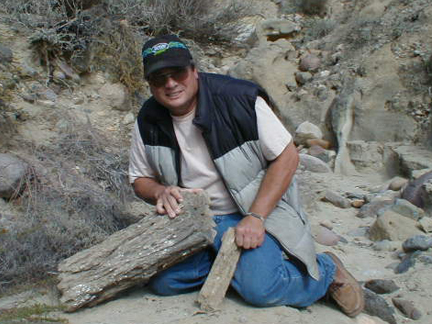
[388,176,408,191]
[299,154,331,173]
[295,71,313,86]
[418,216,432,233]
[402,235,432,252]
[0,154,29,199]
[369,210,423,241]
[99,82,130,111]
[346,141,384,172]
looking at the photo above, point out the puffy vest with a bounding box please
[137,73,319,280]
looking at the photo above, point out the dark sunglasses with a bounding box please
[147,66,190,87]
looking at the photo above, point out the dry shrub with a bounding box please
[0,117,134,293]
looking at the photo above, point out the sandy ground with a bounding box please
[2,172,431,324]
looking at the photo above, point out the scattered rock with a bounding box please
[299,53,321,72]
[295,71,313,86]
[352,199,365,208]
[319,220,333,230]
[392,298,422,320]
[307,145,334,163]
[369,210,423,241]
[363,288,397,324]
[418,217,432,233]
[395,251,421,274]
[259,19,300,39]
[295,121,323,146]
[56,59,81,82]
[311,224,340,246]
[364,279,399,294]
[357,198,394,218]
[390,198,425,221]
[38,88,58,102]
[0,44,13,64]
[402,235,432,252]
[373,240,400,252]
[299,154,331,173]
[388,176,408,191]
[0,153,29,199]
[322,190,351,208]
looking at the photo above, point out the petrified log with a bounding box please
[197,227,241,311]
[57,191,216,312]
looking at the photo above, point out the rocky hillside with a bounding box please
[1,0,432,323]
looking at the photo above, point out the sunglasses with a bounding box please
[147,66,190,87]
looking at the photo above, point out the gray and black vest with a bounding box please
[137,73,319,280]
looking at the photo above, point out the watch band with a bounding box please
[246,212,265,222]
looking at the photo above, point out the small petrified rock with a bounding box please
[364,279,399,294]
[392,298,422,320]
[402,235,432,252]
[295,121,323,145]
[322,190,351,208]
[418,217,432,233]
[369,210,423,241]
[352,199,365,208]
[305,138,331,149]
[311,225,340,246]
[299,154,331,173]
[363,288,397,324]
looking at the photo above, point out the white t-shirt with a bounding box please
[129,96,292,215]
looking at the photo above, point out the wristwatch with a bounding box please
[245,212,265,222]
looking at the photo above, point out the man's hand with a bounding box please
[155,186,203,218]
[235,215,265,249]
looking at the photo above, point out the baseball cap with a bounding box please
[142,35,193,78]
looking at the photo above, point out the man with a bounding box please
[129,35,364,316]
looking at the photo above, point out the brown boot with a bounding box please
[324,252,365,317]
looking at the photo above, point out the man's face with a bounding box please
[148,66,199,116]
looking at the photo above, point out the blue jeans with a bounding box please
[149,213,336,307]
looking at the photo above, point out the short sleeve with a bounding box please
[256,96,292,161]
[128,121,156,184]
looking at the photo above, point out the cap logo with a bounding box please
[142,41,188,59]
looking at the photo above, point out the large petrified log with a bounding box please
[57,191,216,312]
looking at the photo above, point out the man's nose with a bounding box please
[164,75,177,88]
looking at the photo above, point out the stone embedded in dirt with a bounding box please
[0,43,13,64]
[347,141,385,173]
[363,288,397,324]
[364,279,399,294]
[295,121,323,146]
[390,198,425,221]
[299,53,321,72]
[418,217,432,233]
[299,154,331,173]
[401,171,432,209]
[392,298,422,320]
[388,176,408,191]
[402,235,432,252]
[322,190,351,209]
[0,153,29,199]
[307,145,334,164]
[57,191,216,312]
[369,210,423,241]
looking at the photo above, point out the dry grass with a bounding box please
[0,117,135,294]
